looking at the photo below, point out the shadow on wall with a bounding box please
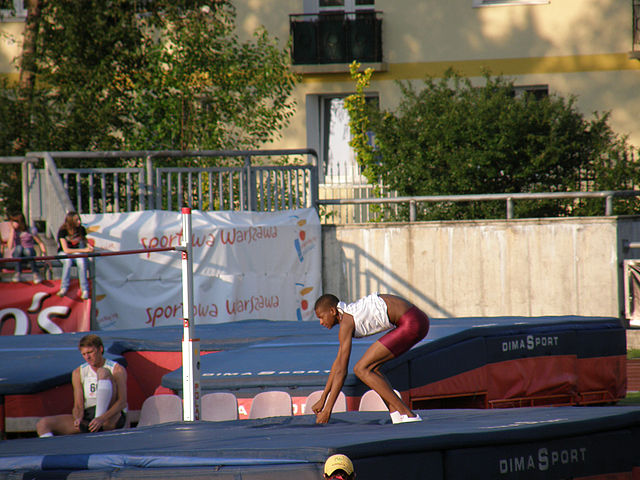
[322,226,453,317]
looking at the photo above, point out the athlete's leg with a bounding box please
[36,414,78,437]
[353,341,415,417]
[93,367,121,430]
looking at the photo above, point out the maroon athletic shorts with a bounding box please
[379,306,429,357]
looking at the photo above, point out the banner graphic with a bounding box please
[0,280,90,335]
[83,208,321,330]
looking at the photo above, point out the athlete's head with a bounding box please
[315,294,340,329]
[323,454,355,480]
[79,334,103,351]
[78,334,105,367]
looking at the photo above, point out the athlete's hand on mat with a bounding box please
[88,416,104,432]
[315,409,331,424]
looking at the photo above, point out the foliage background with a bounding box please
[0,0,298,216]
[345,67,640,221]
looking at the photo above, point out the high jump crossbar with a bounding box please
[1,208,201,421]
[0,247,177,264]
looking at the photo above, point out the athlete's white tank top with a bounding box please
[80,358,117,409]
[337,293,392,338]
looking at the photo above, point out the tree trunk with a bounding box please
[14,0,42,153]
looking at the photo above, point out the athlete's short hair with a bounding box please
[314,293,340,311]
[78,334,103,350]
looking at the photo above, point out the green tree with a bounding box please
[0,0,297,216]
[347,69,640,220]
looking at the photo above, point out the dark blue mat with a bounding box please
[0,316,625,399]
[161,316,625,397]
[0,320,323,395]
[0,406,638,479]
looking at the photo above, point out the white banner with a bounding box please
[83,209,321,330]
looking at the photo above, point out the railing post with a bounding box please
[310,153,319,211]
[245,155,257,211]
[605,195,613,216]
[409,200,416,222]
[146,155,154,210]
[506,197,514,220]
[22,159,30,225]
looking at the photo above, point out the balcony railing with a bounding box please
[290,11,382,65]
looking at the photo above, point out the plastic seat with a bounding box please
[201,392,238,421]
[0,222,13,264]
[303,390,346,414]
[137,394,182,426]
[248,391,293,419]
[358,389,401,411]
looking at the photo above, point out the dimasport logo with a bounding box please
[501,334,559,353]
[499,446,587,474]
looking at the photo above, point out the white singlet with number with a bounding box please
[80,359,117,409]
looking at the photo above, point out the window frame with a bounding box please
[0,0,27,19]
[472,0,549,7]
[318,0,374,14]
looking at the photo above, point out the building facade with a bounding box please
[232,1,640,178]
[2,1,640,182]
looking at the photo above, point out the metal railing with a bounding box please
[60,167,146,214]
[318,190,640,222]
[5,152,640,229]
[155,163,314,212]
[19,149,318,235]
[290,11,383,65]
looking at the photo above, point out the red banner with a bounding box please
[0,280,90,335]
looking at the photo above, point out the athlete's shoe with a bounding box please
[391,412,422,424]
[12,273,20,282]
[32,273,42,284]
[398,414,422,423]
[81,290,90,300]
[57,288,67,297]
[390,411,403,424]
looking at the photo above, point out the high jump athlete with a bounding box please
[312,293,429,424]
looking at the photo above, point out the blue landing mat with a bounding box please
[0,406,639,479]
[0,320,323,395]
[0,316,625,399]
[161,315,625,397]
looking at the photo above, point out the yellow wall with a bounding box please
[239,0,640,149]
[0,20,24,82]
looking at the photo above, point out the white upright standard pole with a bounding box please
[180,207,201,421]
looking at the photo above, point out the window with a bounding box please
[317,95,377,184]
[318,0,374,13]
[0,0,27,18]
[323,97,361,183]
[512,85,549,100]
[473,0,549,7]
[291,0,381,65]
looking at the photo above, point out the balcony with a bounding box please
[632,1,640,59]
[290,11,384,73]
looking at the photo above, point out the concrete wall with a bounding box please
[322,216,640,319]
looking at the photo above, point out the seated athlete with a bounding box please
[312,293,429,424]
[36,334,127,437]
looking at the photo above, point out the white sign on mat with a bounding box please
[83,209,321,330]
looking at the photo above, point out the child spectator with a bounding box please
[7,212,46,284]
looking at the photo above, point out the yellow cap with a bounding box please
[324,454,354,476]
